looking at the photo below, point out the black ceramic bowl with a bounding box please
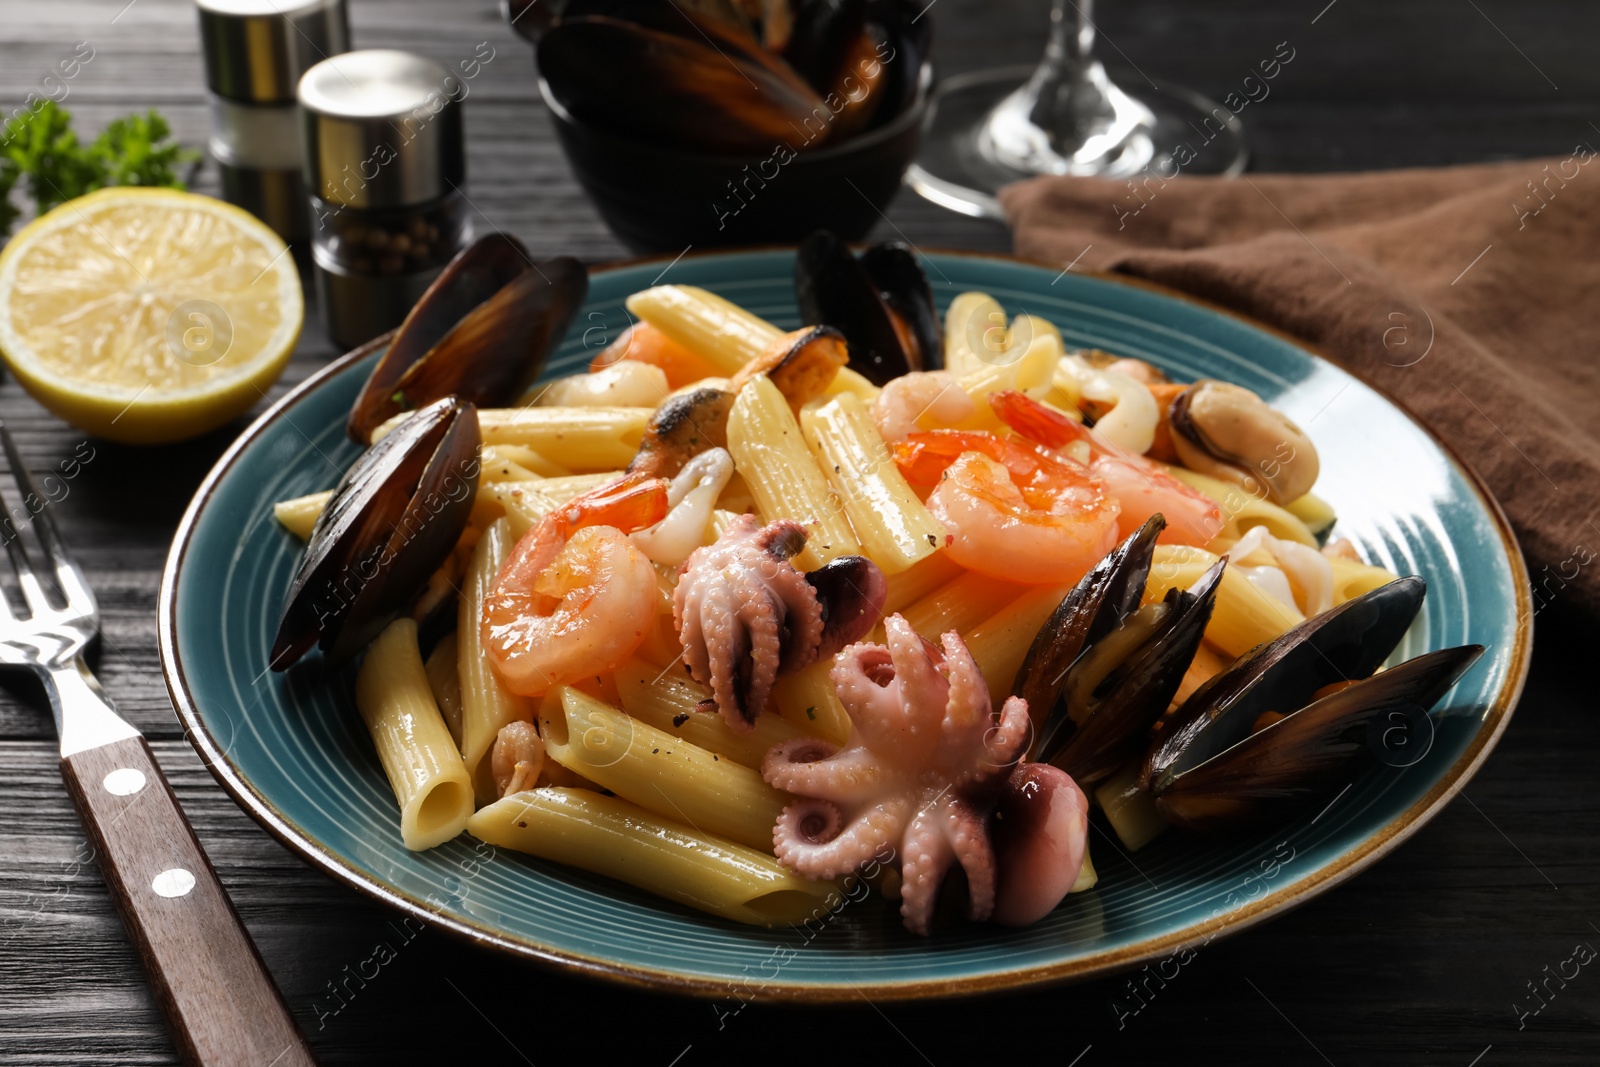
[535,65,932,254]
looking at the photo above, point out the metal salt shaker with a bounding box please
[298,49,472,350]
[195,0,349,244]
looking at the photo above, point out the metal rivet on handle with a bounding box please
[152,868,196,898]
[102,768,147,796]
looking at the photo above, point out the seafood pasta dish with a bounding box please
[268,232,1480,936]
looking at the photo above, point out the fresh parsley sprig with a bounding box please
[0,101,199,237]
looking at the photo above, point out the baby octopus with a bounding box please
[675,514,886,731]
[762,615,1032,935]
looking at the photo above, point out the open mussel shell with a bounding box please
[1012,515,1165,749]
[794,230,937,384]
[1150,643,1484,830]
[349,235,528,441]
[784,0,866,92]
[538,16,827,154]
[860,242,941,369]
[348,238,585,442]
[1045,561,1223,786]
[562,0,810,92]
[1143,576,1428,798]
[272,398,480,671]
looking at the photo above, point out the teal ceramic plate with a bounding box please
[158,250,1530,1001]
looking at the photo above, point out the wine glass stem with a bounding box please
[1045,0,1095,73]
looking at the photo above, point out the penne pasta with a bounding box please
[1286,491,1337,537]
[479,443,570,480]
[882,550,964,615]
[771,659,852,746]
[273,490,333,540]
[474,473,620,540]
[612,657,812,768]
[800,392,944,574]
[726,375,860,569]
[821,366,881,401]
[475,406,652,471]
[1146,544,1304,658]
[1165,466,1319,547]
[458,518,536,803]
[476,445,542,483]
[963,584,1074,708]
[537,687,788,852]
[1330,557,1398,604]
[626,285,782,375]
[355,618,474,851]
[901,569,1028,641]
[423,631,463,747]
[467,787,838,926]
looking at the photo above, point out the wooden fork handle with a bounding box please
[62,735,317,1067]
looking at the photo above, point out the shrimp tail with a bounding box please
[990,390,1091,452]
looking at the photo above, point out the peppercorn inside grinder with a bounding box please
[195,0,349,244]
[298,49,472,349]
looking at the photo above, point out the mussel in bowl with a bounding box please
[271,398,480,671]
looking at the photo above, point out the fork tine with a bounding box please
[0,421,93,614]
[0,481,51,618]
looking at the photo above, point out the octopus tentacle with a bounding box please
[899,802,954,936]
[773,797,908,880]
[763,739,887,806]
[945,797,997,922]
[938,628,992,737]
[734,590,784,726]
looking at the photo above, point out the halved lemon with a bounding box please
[0,187,303,444]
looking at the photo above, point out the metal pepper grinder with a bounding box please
[298,49,473,350]
[195,0,349,245]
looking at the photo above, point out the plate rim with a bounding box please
[157,248,1532,1003]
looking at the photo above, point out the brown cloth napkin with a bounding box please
[1002,158,1600,619]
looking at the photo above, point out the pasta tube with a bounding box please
[1330,558,1398,604]
[612,657,812,768]
[423,631,463,747]
[1146,545,1303,658]
[821,366,881,402]
[963,584,1073,708]
[901,570,1028,641]
[1166,466,1319,548]
[882,551,964,614]
[458,518,535,802]
[772,659,852,746]
[355,619,473,851]
[468,788,838,926]
[475,407,652,470]
[626,285,782,375]
[801,392,944,574]
[474,473,619,540]
[726,375,860,569]
[538,687,789,852]
[273,490,333,540]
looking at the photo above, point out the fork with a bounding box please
[0,424,315,1067]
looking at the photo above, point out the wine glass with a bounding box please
[907,0,1247,218]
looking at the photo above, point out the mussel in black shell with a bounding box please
[794,229,941,385]
[1012,515,1222,786]
[348,235,585,443]
[271,398,480,671]
[1142,577,1483,829]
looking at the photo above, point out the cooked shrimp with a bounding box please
[893,430,1120,584]
[591,321,720,389]
[483,474,668,696]
[630,447,735,565]
[492,720,545,798]
[538,359,670,408]
[992,390,1221,547]
[871,370,977,442]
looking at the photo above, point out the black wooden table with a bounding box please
[2,1,1596,1063]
